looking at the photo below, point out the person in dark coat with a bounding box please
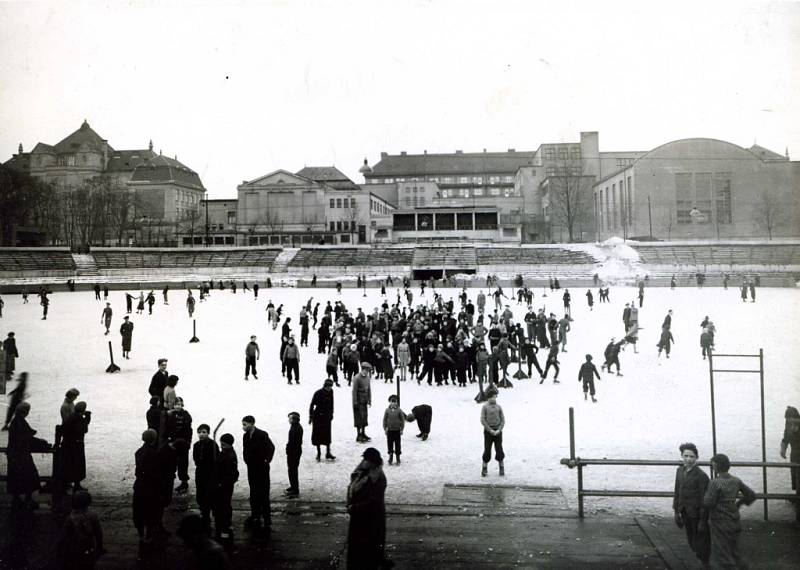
[601,338,625,375]
[309,379,336,461]
[145,396,164,441]
[192,424,219,528]
[673,442,710,566]
[133,429,161,546]
[520,338,543,378]
[352,363,373,443]
[700,328,714,360]
[585,289,594,311]
[242,415,275,529]
[577,355,600,403]
[7,402,50,509]
[657,327,675,359]
[60,401,91,491]
[167,398,193,493]
[346,448,388,570]
[3,371,27,430]
[4,332,19,378]
[148,359,169,406]
[285,412,303,498]
[405,404,432,441]
[57,490,105,569]
[214,433,239,540]
[120,316,134,359]
[780,406,800,519]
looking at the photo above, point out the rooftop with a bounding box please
[369,150,537,177]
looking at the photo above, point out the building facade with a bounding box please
[592,138,800,241]
[3,120,205,246]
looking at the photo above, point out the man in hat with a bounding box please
[241,415,275,530]
[214,433,238,540]
[120,316,134,359]
[285,412,303,498]
[352,362,373,443]
[101,302,113,335]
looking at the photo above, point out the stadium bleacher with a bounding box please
[0,249,75,272]
[476,247,596,265]
[91,249,281,271]
[289,248,415,269]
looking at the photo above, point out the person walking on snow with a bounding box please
[480,386,505,477]
[657,326,674,359]
[578,354,601,403]
[101,302,113,335]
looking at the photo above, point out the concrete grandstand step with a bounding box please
[271,248,298,273]
[71,253,99,276]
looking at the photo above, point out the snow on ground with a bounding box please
[1,283,798,519]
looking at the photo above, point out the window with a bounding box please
[330,199,335,208]
[571,166,582,176]
[429,177,439,183]
[336,221,342,231]
[695,173,712,223]
[503,188,514,197]
[350,198,356,208]
[714,173,732,224]
[627,176,633,226]
[461,188,470,197]
[58,154,76,166]
[475,212,498,230]
[604,187,610,230]
[393,214,416,231]
[612,184,617,228]
[418,213,433,230]
[456,213,473,230]
[336,198,342,208]
[459,177,469,184]
[441,190,448,198]
[227,211,236,224]
[570,147,581,159]
[330,221,336,231]
[557,147,568,159]
[225,236,235,245]
[675,173,693,224]
[442,177,452,184]
[397,177,405,182]
[546,166,556,177]
[435,213,455,230]
[544,147,555,160]
[473,176,482,184]
[385,178,394,184]
[489,176,500,184]
[490,187,501,196]
[340,234,350,243]
[503,176,513,183]
[473,187,484,196]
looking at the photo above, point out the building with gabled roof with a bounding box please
[3,120,205,246]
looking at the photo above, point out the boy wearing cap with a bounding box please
[245,335,260,381]
[285,412,303,498]
[192,424,219,527]
[101,302,113,335]
[242,415,275,529]
[578,354,601,403]
[214,433,238,540]
[352,363,373,443]
[383,396,406,465]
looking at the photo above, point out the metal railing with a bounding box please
[560,408,800,520]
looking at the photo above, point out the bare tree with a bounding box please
[178,207,203,246]
[754,191,786,240]
[0,167,56,246]
[343,200,365,244]
[547,159,593,242]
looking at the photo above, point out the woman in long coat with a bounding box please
[60,401,91,491]
[395,337,410,382]
[781,406,800,519]
[309,380,335,461]
[8,402,50,508]
[346,448,387,569]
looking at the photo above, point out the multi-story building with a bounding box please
[234,167,393,246]
[592,138,800,240]
[3,120,205,246]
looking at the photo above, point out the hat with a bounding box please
[360,362,373,370]
[362,447,382,464]
[388,395,398,403]
[220,433,234,445]
[288,411,300,420]
[485,385,499,398]
[142,429,158,444]
[123,316,129,320]
[324,378,334,386]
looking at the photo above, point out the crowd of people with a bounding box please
[0,272,795,569]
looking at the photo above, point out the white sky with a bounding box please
[1,0,798,198]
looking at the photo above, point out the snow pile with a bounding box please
[591,237,646,284]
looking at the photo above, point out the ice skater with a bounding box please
[383,395,406,465]
[244,335,260,381]
[120,316,134,359]
[284,412,303,498]
[101,302,113,335]
[601,338,624,376]
[480,386,505,477]
[578,354,600,403]
[309,379,336,461]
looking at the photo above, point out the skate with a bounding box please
[498,462,505,476]
[539,377,545,384]
[481,462,488,477]
[592,397,598,403]
[584,392,588,401]
[396,456,401,465]
[316,452,321,462]
[325,452,337,461]
[616,372,623,376]
[388,453,394,465]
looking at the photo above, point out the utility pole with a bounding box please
[647,195,653,238]
[204,192,210,247]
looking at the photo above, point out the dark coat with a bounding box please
[120,321,134,350]
[578,362,600,382]
[347,465,387,569]
[7,415,49,494]
[60,411,90,483]
[148,370,169,400]
[242,427,275,471]
[673,466,710,518]
[286,423,303,458]
[309,388,334,446]
[3,337,18,372]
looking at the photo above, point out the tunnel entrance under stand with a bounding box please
[412,268,476,280]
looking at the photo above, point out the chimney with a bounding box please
[507,148,515,152]
[400,151,407,156]
[423,150,427,154]
[455,150,463,154]
[18,143,23,154]
[149,139,153,152]
[380,152,388,159]
[483,148,486,153]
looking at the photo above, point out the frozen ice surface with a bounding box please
[1,284,798,518]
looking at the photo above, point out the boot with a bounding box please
[481,462,488,477]
[499,462,505,476]
[388,453,394,465]
[396,455,401,465]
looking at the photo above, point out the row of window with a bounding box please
[392,212,499,231]
[370,175,514,185]
[329,220,358,232]
[597,176,634,231]
[329,197,357,209]
[675,172,732,225]
[545,166,582,177]
[542,146,581,160]
[371,199,389,215]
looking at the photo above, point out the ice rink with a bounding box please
[1,282,798,518]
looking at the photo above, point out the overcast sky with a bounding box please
[1,0,797,198]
